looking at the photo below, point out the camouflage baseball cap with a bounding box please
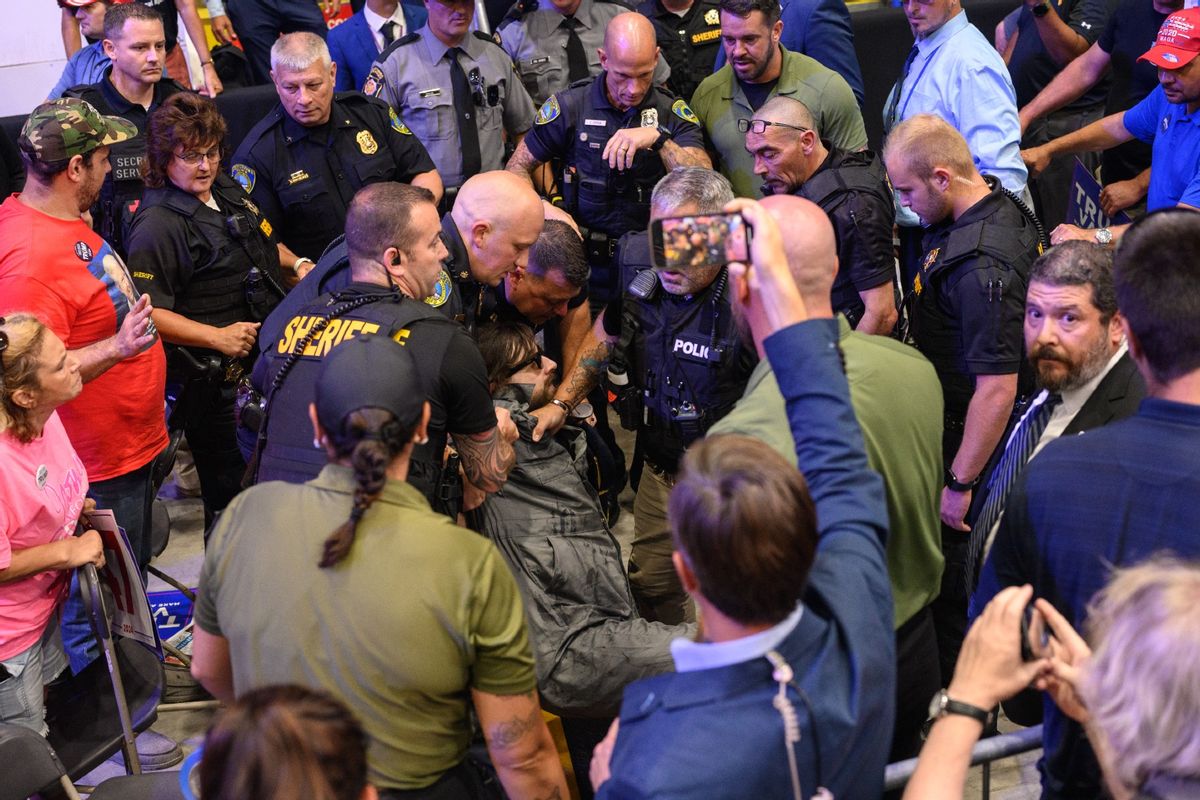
[18,98,137,164]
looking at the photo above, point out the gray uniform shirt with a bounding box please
[497,0,671,106]
[365,25,537,188]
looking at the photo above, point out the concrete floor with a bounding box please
[80,417,1045,798]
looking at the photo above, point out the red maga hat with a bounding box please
[1140,8,1200,70]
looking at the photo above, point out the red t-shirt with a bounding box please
[0,196,167,481]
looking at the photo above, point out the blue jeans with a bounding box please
[61,454,159,674]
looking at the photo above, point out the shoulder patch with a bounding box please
[231,164,255,194]
[363,64,385,98]
[424,269,453,307]
[388,107,412,134]
[672,98,699,124]
[535,95,561,125]
[704,7,720,24]
[473,30,499,44]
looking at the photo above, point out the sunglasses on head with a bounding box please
[507,348,544,377]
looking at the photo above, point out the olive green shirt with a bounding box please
[195,465,535,790]
[709,316,944,627]
[690,46,868,198]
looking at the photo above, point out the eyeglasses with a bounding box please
[506,349,544,377]
[175,147,222,166]
[737,119,811,135]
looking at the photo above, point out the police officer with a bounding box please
[636,0,722,102]
[65,2,185,255]
[363,0,537,194]
[882,115,1044,681]
[507,12,710,304]
[247,182,516,516]
[742,95,898,335]
[496,0,671,106]
[126,94,287,526]
[563,168,758,625]
[231,32,442,267]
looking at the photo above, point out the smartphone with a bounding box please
[1019,602,1050,662]
[650,212,751,271]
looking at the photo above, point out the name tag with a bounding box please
[584,118,608,127]
[419,88,442,97]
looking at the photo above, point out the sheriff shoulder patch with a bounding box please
[389,107,412,134]
[535,95,561,125]
[672,98,699,124]
[231,163,255,194]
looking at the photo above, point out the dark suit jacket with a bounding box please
[967,352,1145,525]
[328,5,429,92]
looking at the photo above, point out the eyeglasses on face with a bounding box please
[507,349,545,377]
[175,147,222,166]
[737,118,811,135]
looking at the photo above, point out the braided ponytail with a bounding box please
[319,408,414,568]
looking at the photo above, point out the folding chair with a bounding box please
[44,563,164,780]
[0,723,83,800]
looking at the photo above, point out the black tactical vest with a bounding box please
[255,286,458,501]
[615,233,756,473]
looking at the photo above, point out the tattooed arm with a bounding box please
[530,311,617,440]
[474,688,568,800]
[506,138,545,185]
[660,139,712,171]
[451,417,517,495]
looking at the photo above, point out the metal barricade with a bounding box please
[883,724,1043,796]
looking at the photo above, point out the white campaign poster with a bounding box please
[86,509,162,657]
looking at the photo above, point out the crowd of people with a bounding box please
[2,0,1200,797]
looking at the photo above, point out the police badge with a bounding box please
[640,108,659,128]
[357,130,379,155]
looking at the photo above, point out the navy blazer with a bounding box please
[328,5,429,93]
[712,0,864,107]
[597,320,895,800]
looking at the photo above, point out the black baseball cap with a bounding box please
[314,335,424,433]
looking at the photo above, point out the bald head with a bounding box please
[754,95,816,133]
[600,13,660,111]
[759,195,837,316]
[603,12,657,55]
[452,171,545,285]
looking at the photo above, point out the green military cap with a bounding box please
[19,97,137,164]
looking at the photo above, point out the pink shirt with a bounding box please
[0,413,88,660]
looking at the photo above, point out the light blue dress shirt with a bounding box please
[670,604,804,672]
[48,41,111,101]
[883,11,1027,227]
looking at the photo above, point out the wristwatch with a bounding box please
[945,467,981,493]
[1031,0,1052,17]
[650,125,672,153]
[928,689,990,725]
[1095,227,1113,246]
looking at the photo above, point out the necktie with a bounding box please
[883,45,919,133]
[449,47,483,180]
[381,20,398,47]
[965,392,1064,591]
[563,16,589,84]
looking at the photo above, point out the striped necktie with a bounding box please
[966,392,1063,591]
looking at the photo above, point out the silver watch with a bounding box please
[1095,227,1113,246]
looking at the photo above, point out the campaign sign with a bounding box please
[87,509,162,657]
[148,589,197,644]
[1066,159,1132,229]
